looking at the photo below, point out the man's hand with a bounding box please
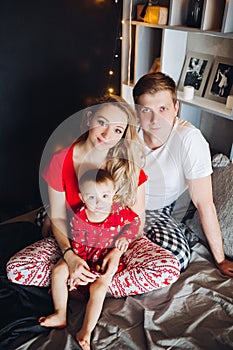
[216,258,233,277]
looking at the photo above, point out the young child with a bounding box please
[39,168,140,350]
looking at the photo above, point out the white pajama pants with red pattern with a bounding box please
[6,235,180,297]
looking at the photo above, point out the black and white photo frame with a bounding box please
[204,56,233,104]
[178,51,214,97]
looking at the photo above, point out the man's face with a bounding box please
[137,91,179,148]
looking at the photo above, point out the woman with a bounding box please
[133,72,233,277]
[7,94,180,296]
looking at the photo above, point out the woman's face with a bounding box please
[137,90,179,148]
[88,104,128,151]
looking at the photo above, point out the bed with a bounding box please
[0,156,233,350]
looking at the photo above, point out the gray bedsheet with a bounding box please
[14,242,233,350]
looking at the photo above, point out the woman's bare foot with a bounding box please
[39,312,66,328]
[76,330,91,350]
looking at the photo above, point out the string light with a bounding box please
[105,0,122,96]
[127,0,133,85]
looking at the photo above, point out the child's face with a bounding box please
[80,179,115,214]
[88,104,128,151]
[137,90,179,147]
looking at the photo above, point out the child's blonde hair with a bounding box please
[78,168,115,193]
[78,94,145,207]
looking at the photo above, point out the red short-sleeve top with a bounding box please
[42,142,147,213]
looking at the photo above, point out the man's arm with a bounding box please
[187,176,233,277]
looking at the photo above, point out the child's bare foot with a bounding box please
[39,312,66,328]
[76,330,91,350]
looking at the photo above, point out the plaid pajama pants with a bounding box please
[144,202,191,271]
[6,236,180,297]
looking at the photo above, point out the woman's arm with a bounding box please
[48,186,70,251]
[187,176,233,277]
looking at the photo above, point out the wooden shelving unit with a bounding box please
[121,0,233,156]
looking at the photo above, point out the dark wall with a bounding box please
[0,0,122,221]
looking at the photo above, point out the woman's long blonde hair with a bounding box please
[78,94,145,207]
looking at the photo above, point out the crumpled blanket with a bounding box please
[1,241,233,350]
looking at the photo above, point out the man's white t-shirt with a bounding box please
[141,118,213,211]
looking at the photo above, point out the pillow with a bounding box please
[186,162,233,259]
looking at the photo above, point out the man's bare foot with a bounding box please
[39,312,66,328]
[76,330,91,350]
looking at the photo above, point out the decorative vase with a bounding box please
[186,0,204,28]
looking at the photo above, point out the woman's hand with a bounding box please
[216,258,233,277]
[64,250,97,289]
[101,248,122,276]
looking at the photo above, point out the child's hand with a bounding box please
[115,237,129,253]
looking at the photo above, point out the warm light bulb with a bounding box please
[109,70,114,75]
[115,54,119,58]
[108,88,114,94]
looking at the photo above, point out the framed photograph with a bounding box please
[178,51,214,96]
[204,56,233,103]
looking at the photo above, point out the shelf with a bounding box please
[121,84,233,121]
[128,20,233,38]
[167,25,233,38]
[121,0,233,128]
[130,20,166,30]
[177,91,233,121]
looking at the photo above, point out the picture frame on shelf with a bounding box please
[204,56,233,104]
[178,51,214,97]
